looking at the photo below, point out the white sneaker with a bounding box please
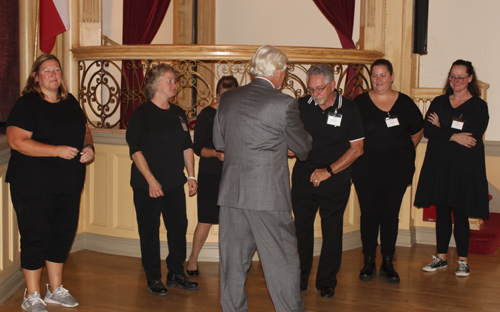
[455,260,470,277]
[44,284,79,307]
[21,289,48,312]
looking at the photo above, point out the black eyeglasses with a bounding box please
[307,83,330,94]
[448,75,469,83]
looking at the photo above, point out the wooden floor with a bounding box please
[2,244,500,311]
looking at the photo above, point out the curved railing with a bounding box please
[72,45,383,129]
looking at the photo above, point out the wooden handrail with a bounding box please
[72,44,384,63]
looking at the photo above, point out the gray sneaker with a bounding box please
[455,260,470,277]
[422,255,447,272]
[44,284,79,307]
[21,289,48,312]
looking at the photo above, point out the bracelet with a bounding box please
[188,176,197,182]
[84,144,95,152]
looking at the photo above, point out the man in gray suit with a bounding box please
[213,45,312,312]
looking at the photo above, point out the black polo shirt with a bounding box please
[293,91,364,185]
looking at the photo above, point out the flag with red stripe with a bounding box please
[40,0,70,54]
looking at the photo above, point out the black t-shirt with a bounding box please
[293,92,364,185]
[6,93,87,193]
[126,101,193,191]
[352,91,424,185]
[193,106,222,175]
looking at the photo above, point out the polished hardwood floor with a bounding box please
[2,244,500,311]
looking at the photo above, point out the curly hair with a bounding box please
[143,63,178,100]
[248,45,288,77]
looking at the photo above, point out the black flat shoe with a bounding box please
[147,279,169,296]
[186,261,199,276]
[320,287,335,299]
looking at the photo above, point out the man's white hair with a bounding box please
[248,45,288,77]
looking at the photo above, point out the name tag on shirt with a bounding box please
[179,116,189,131]
[385,115,399,128]
[327,112,342,127]
[451,118,464,130]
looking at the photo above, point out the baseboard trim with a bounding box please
[71,230,365,261]
[72,228,445,262]
[414,226,456,247]
[0,268,24,306]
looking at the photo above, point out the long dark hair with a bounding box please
[22,54,69,100]
[443,59,480,97]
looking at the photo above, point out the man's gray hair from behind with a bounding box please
[248,45,288,77]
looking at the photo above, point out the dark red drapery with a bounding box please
[313,0,359,98]
[120,0,171,128]
[0,1,19,122]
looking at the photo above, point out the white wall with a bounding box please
[102,1,173,44]
[419,0,499,140]
[216,0,360,48]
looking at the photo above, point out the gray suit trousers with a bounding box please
[219,206,306,312]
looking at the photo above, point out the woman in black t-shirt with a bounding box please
[186,76,238,276]
[352,59,423,284]
[126,64,199,296]
[6,54,94,310]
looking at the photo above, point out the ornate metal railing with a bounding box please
[72,45,383,129]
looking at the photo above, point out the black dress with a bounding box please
[414,95,489,219]
[193,106,222,224]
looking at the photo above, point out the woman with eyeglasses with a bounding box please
[126,64,199,296]
[352,59,424,283]
[415,59,489,277]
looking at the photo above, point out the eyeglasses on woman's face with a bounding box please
[448,75,469,83]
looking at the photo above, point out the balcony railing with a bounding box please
[72,45,383,129]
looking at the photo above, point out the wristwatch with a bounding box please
[326,166,334,175]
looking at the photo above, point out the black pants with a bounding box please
[435,204,470,257]
[11,185,81,270]
[133,185,188,281]
[292,174,350,290]
[354,181,408,258]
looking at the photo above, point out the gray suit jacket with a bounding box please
[213,78,312,211]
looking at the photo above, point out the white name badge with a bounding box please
[179,117,189,131]
[327,113,342,127]
[385,116,399,128]
[451,119,464,130]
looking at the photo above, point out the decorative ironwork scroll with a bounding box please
[75,46,381,129]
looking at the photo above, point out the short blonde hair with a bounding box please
[143,63,178,100]
[248,45,288,77]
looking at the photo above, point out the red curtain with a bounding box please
[313,0,359,98]
[120,0,171,128]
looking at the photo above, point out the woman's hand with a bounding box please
[288,149,296,158]
[57,146,79,160]
[149,179,164,198]
[427,112,441,127]
[451,132,477,148]
[80,145,95,163]
[187,178,198,196]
